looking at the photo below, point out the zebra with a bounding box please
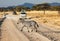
[17,18,39,32]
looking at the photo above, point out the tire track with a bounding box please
[36,23,60,41]
[11,19,51,41]
[1,18,30,41]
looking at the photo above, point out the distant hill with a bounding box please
[20,3,34,8]
[49,2,60,6]
[11,3,60,8]
[19,3,60,8]
[0,2,60,9]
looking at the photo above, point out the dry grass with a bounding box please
[0,11,60,27]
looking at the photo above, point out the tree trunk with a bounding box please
[44,10,45,15]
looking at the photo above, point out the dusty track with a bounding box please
[1,14,60,41]
[11,18,51,41]
[1,18,30,41]
[1,18,51,41]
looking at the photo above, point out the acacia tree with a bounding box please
[0,8,3,12]
[41,3,50,14]
[15,6,22,12]
[32,3,50,14]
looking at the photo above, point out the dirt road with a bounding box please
[1,17,51,41]
[1,19,30,41]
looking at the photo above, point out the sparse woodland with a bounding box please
[0,3,60,12]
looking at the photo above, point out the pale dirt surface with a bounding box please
[1,18,30,41]
[0,11,60,41]
[0,16,51,41]
[1,18,51,41]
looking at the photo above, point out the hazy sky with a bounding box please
[0,0,60,7]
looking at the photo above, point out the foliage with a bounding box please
[0,3,60,12]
